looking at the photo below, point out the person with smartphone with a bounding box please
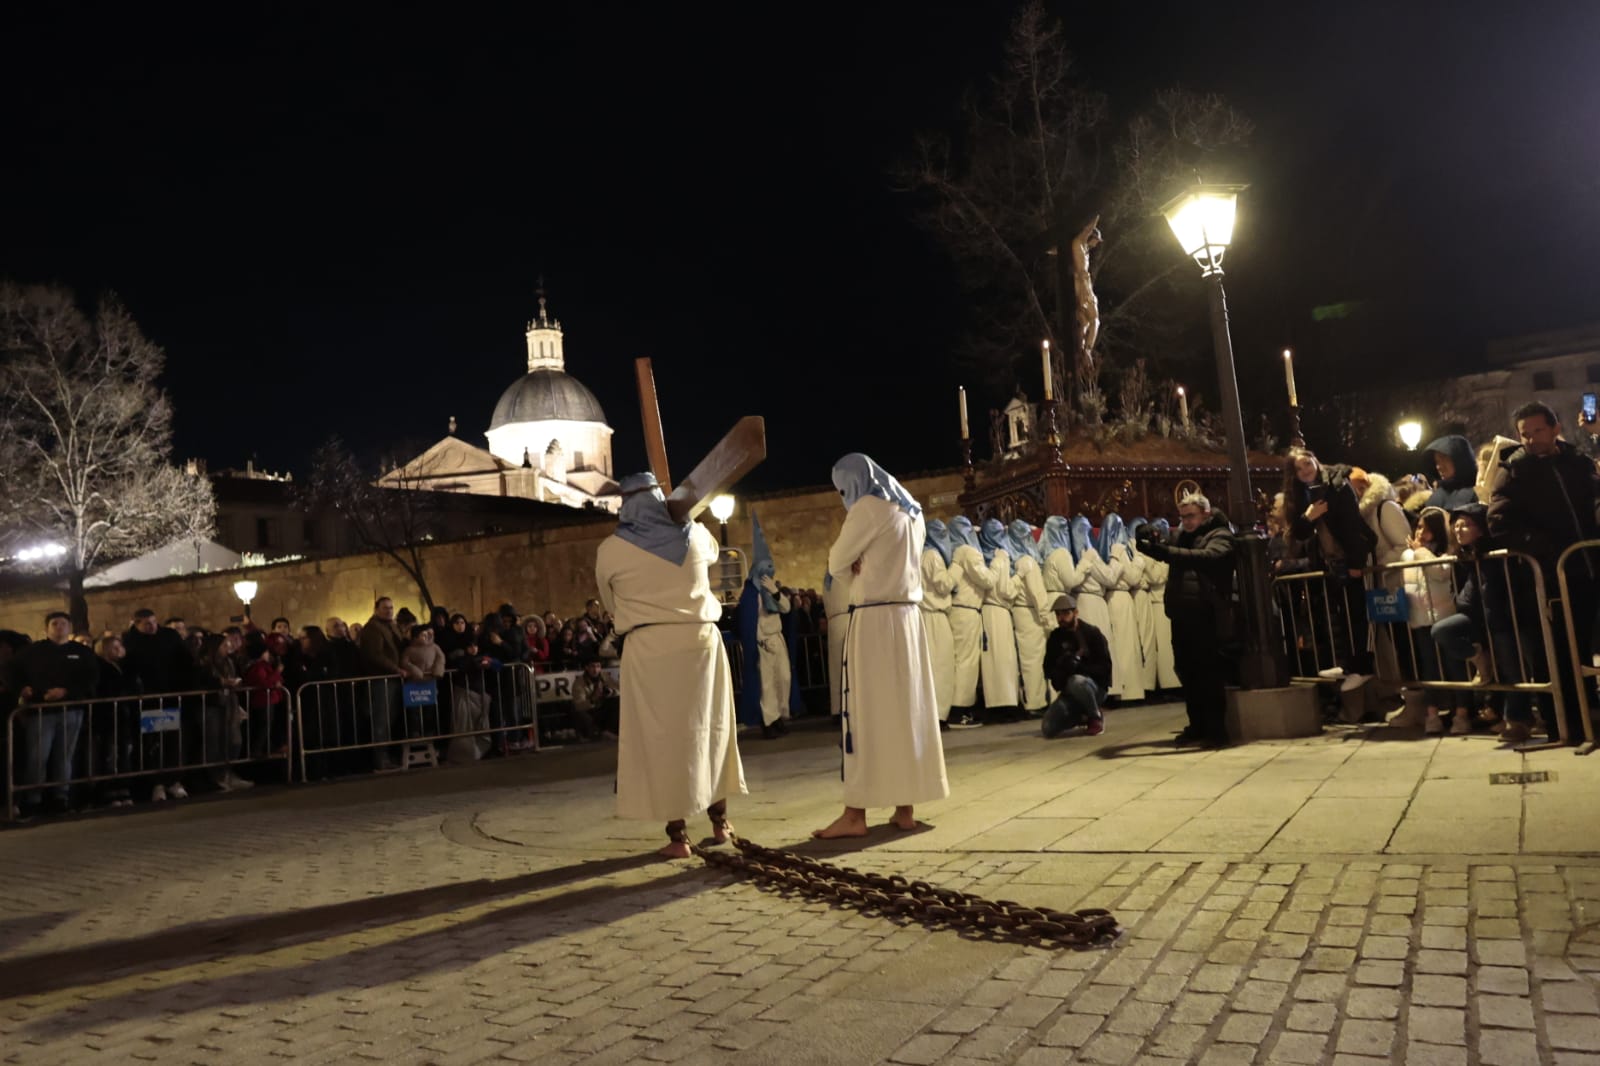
[1284,447,1378,687]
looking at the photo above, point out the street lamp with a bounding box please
[1161,181,1285,689]
[1398,420,1423,450]
[233,579,258,620]
[709,494,735,547]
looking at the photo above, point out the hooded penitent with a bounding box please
[978,518,1013,571]
[748,511,779,614]
[924,518,954,565]
[1098,513,1128,559]
[1126,517,1148,557]
[1007,519,1041,565]
[1041,515,1072,557]
[736,508,800,726]
[614,472,692,566]
[831,452,921,516]
[1069,515,1094,562]
[949,515,981,551]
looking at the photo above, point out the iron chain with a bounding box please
[695,835,1121,949]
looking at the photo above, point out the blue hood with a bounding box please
[1098,513,1127,558]
[614,472,692,566]
[978,518,1012,571]
[1007,519,1041,564]
[832,452,921,516]
[748,511,779,613]
[923,518,954,565]
[1069,516,1094,562]
[1041,515,1072,556]
[949,515,981,551]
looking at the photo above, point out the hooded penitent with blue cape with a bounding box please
[736,511,800,733]
[594,472,746,834]
[1125,518,1161,691]
[918,518,958,722]
[1006,519,1053,711]
[821,453,947,817]
[974,517,1021,713]
[1068,514,1116,652]
[1144,518,1181,690]
[1040,515,1076,599]
[1098,513,1145,701]
[945,514,989,715]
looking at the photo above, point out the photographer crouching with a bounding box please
[1041,595,1113,738]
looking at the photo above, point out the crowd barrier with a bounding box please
[6,684,293,819]
[1272,545,1597,752]
[1556,540,1600,755]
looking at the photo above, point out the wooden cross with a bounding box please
[634,357,766,523]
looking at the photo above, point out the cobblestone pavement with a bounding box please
[2,702,1599,1065]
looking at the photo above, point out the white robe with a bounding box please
[948,543,988,707]
[1071,547,1117,646]
[822,571,853,716]
[978,550,1020,709]
[1010,555,1051,711]
[596,524,747,822]
[1145,556,1181,688]
[827,496,948,808]
[1104,549,1145,701]
[757,591,792,726]
[1126,547,1159,691]
[918,549,956,720]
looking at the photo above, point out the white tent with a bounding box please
[85,539,245,588]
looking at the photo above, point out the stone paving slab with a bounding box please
[1,701,1599,1064]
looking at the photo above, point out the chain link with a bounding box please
[694,835,1121,949]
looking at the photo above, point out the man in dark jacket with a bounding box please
[357,596,405,768]
[122,608,192,694]
[1422,435,1480,510]
[1040,595,1113,738]
[7,612,98,814]
[1139,492,1238,747]
[1487,400,1600,744]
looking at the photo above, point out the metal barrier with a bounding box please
[1272,548,1573,748]
[5,684,293,820]
[1554,539,1600,755]
[295,663,541,780]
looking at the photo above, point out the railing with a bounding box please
[5,684,293,820]
[1555,540,1600,755]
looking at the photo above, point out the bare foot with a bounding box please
[889,806,916,831]
[657,840,692,859]
[711,821,734,845]
[812,809,869,839]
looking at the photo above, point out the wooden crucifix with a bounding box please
[634,357,766,522]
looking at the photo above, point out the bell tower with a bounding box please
[524,285,565,372]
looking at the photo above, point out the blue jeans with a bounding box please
[1430,614,1535,724]
[1042,676,1103,738]
[15,706,86,807]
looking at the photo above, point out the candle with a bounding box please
[1041,339,1053,401]
[959,386,969,440]
[1283,348,1298,407]
[1177,385,1190,428]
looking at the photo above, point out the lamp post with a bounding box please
[1161,181,1285,690]
[709,494,736,547]
[233,579,258,621]
[1398,420,1423,451]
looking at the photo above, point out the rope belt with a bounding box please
[838,601,918,773]
[624,620,715,632]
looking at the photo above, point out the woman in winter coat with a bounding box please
[1285,446,1377,678]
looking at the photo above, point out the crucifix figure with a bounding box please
[593,360,766,858]
[1071,214,1102,374]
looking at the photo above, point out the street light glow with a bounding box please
[709,494,736,523]
[16,543,66,562]
[232,579,259,604]
[1160,184,1247,277]
[1398,420,1424,450]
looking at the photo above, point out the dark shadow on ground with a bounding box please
[0,850,684,1000]
[1092,739,1209,759]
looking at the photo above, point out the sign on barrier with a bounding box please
[402,681,439,707]
[1365,588,1408,623]
[139,707,181,733]
[532,667,620,704]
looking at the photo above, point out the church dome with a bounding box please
[489,369,608,429]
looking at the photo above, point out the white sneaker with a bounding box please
[226,772,254,790]
[1340,673,1370,692]
[151,784,168,803]
[1317,667,1346,680]
[167,783,188,800]
[1424,716,1445,735]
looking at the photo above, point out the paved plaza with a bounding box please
[3,701,1600,1065]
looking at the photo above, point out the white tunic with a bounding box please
[1145,555,1181,688]
[1104,548,1145,701]
[1071,547,1117,649]
[1010,554,1051,710]
[822,570,853,716]
[1127,547,1159,691]
[596,524,747,822]
[978,550,1020,709]
[918,549,956,719]
[827,496,948,809]
[757,590,792,726]
[948,543,988,707]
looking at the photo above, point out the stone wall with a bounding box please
[0,470,967,636]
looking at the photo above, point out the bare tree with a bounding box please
[299,437,444,612]
[0,283,217,630]
[896,1,1252,425]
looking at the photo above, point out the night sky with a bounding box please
[6,2,1597,490]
